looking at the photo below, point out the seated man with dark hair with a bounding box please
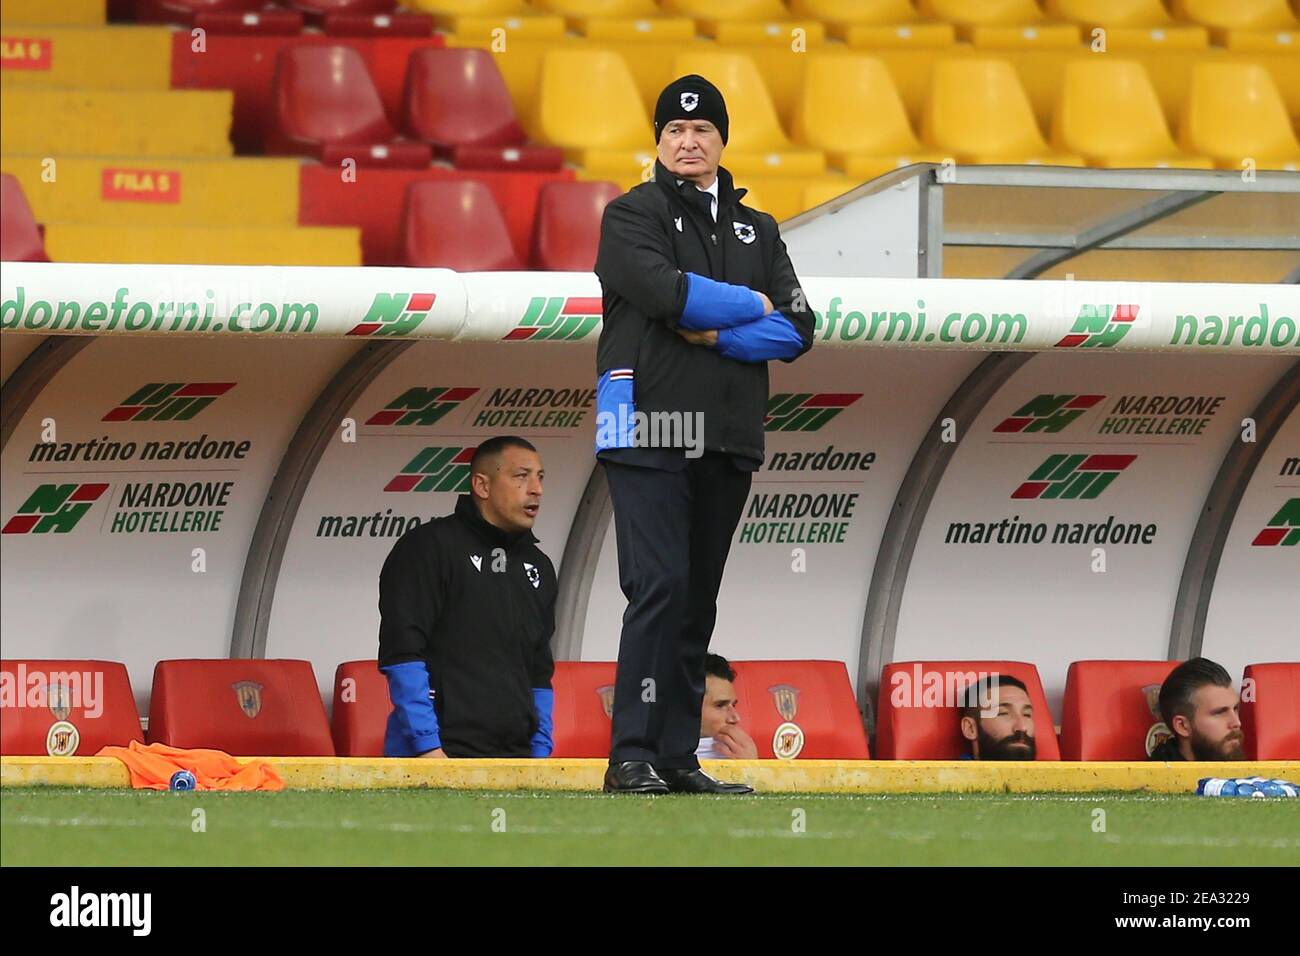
[959,674,1036,760]
[378,436,556,759]
[695,653,758,760]
[1150,657,1244,762]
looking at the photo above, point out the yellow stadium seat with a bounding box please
[447,14,566,39]
[1045,0,1174,27]
[790,0,954,43]
[1051,59,1212,168]
[707,20,828,45]
[406,0,529,15]
[1,0,104,26]
[531,0,658,17]
[793,55,946,172]
[534,50,651,166]
[922,58,1083,165]
[1177,62,1300,170]
[1092,27,1210,50]
[844,23,958,47]
[1251,54,1300,123]
[918,0,1047,38]
[1225,30,1300,52]
[579,17,697,41]
[661,0,789,21]
[1171,0,1299,33]
[803,177,869,209]
[730,176,809,221]
[789,0,918,26]
[44,224,361,266]
[970,24,1082,48]
[1045,0,1211,49]
[672,50,826,176]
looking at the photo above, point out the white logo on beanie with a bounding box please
[680,91,699,111]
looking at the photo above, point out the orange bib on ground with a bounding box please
[97,740,284,791]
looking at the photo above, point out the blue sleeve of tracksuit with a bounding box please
[530,687,554,758]
[678,273,767,331]
[716,311,805,362]
[381,660,441,755]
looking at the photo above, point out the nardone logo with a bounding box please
[366,386,479,426]
[1250,498,1299,547]
[347,292,437,336]
[994,394,1104,433]
[384,447,475,493]
[504,297,602,341]
[1011,453,1137,500]
[1055,303,1139,348]
[102,382,235,422]
[765,393,861,432]
[2,483,108,534]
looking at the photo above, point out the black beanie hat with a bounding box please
[654,74,729,146]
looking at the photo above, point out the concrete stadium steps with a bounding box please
[0,26,171,89]
[1,156,304,227]
[1,89,233,157]
[42,223,362,265]
[0,0,106,27]
[5,756,1298,793]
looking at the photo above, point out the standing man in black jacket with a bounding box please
[594,75,814,794]
[377,436,556,759]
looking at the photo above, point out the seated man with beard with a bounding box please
[959,675,1036,760]
[1149,657,1245,762]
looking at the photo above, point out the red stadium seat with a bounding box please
[549,660,869,759]
[551,661,618,758]
[1240,662,1300,760]
[729,661,870,759]
[876,660,1061,759]
[403,49,563,171]
[148,659,334,755]
[1058,660,1179,760]
[136,0,270,23]
[400,180,524,269]
[0,660,143,756]
[324,11,435,35]
[530,180,622,271]
[266,46,432,168]
[0,174,49,262]
[290,0,397,23]
[331,660,391,756]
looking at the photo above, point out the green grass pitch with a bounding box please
[3,788,1298,866]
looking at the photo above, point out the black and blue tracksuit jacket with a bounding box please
[377,494,556,758]
[593,159,815,469]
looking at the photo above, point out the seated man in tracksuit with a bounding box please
[377,436,557,759]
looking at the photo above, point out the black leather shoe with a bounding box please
[657,768,754,795]
[603,761,670,794]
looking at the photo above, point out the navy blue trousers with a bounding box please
[602,452,752,770]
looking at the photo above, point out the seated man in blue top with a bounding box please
[377,436,556,759]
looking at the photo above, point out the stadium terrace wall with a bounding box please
[1,264,1296,717]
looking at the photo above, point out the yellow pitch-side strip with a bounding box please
[4,756,1298,793]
